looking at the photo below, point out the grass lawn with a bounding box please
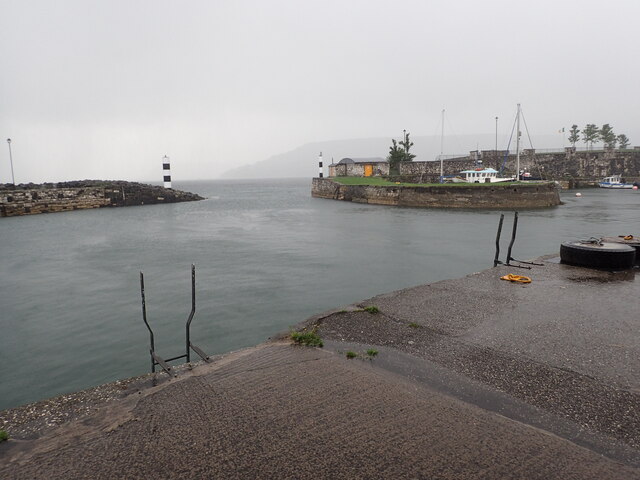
[331,177,522,187]
[332,177,415,186]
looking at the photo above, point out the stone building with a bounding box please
[328,158,389,177]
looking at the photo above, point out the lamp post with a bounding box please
[495,117,498,152]
[7,138,15,186]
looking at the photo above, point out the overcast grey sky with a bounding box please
[1,0,639,183]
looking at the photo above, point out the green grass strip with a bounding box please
[331,177,523,187]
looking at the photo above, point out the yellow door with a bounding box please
[364,164,373,177]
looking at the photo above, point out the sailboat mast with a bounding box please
[516,103,521,181]
[440,109,445,182]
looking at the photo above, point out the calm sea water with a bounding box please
[1,178,638,410]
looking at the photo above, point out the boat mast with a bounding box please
[516,104,521,181]
[440,109,444,182]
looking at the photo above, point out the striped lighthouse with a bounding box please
[318,152,323,178]
[162,155,172,188]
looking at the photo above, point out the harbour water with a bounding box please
[0,178,638,410]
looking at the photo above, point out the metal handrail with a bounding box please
[493,212,542,269]
[139,264,210,377]
[494,214,504,267]
[185,264,196,363]
[140,272,156,374]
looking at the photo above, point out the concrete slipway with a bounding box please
[1,258,639,479]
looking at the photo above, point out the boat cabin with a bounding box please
[458,168,513,183]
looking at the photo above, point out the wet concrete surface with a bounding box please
[313,260,640,452]
[1,258,640,479]
[324,340,640,467]
[356,257,639,391]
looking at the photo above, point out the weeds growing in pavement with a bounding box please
[290,329,323,347]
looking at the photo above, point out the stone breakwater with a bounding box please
[0,180,203,217]
[312,178,561,208]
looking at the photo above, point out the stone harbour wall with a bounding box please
[399,158,476,178]
[312,178,561,209]
[520,150,640,182]
[394,149,640,184]
[0,181,203,218]
[0,187,110,216]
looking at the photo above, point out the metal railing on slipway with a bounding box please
[139,264,211,378]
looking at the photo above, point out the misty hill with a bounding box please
[219,134,564,179]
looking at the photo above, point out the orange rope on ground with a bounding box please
[500,274,532,284]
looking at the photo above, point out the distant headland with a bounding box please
[0,180,203,218]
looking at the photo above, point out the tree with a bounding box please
[582,124,600,150]
[600,124,616,149]
[568,125,580,146]
[399,131,416,162]
[617,134,630,149]
[387,139,405,172]
[387,131,416,173]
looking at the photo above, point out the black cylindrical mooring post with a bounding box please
[318,151,323,178]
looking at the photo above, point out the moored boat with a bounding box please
[457,167,515,183]
[598,175,634,189]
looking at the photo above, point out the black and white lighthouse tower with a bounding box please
[162,155,172,188]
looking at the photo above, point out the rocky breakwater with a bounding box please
[0,180,203,218]
[312,178,561,209]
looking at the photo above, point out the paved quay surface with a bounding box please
[1,258,639,479]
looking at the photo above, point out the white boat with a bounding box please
[457,167,515,183]
[598,175,634,189]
